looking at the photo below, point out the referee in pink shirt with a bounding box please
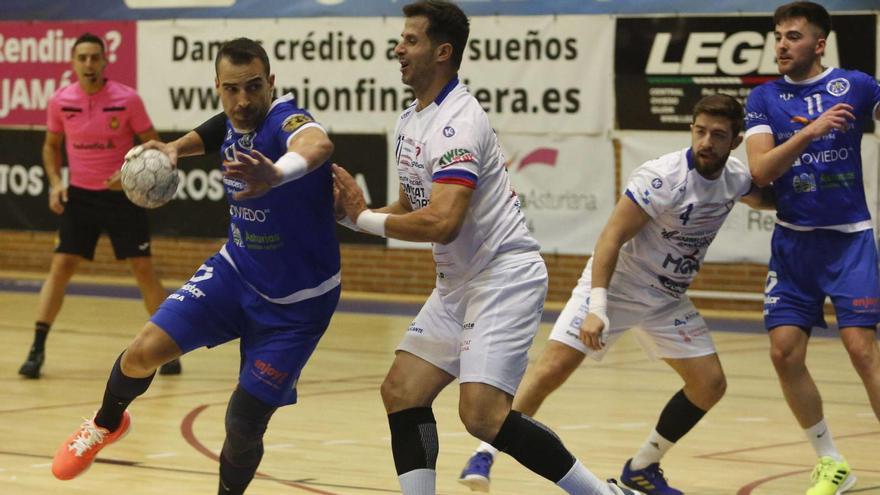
[19,33,181,378]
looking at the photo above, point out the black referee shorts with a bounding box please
[55,185,152,261]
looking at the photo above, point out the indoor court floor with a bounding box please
[0,273,877,494]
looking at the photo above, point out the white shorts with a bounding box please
[397,256,548,396]
[549,259,716,361]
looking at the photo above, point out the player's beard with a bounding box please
[694,151,728,179]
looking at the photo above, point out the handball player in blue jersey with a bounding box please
[51,38,340,495]
[745,3,880,494]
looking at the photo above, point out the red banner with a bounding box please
[0,21,136,126]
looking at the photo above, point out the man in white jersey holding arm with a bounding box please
[334,2,641,494]
[457,94,775,495]
[745,2,880,494]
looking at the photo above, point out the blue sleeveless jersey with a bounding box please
[745,68,880,227]
[219,95,340,300]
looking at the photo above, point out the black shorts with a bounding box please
[55,185,152,261]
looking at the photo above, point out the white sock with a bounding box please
[631,429,675,470]
[476,441,499,457]
[399,469,435,495]
[556,459,612,495]
[805,419,843,461]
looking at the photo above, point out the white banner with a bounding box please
[617,131,880,264]
[386,133,615,255]
[136,16,613,134]
[502,133,615,254]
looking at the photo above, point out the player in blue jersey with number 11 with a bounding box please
[744,2,880,495]
[50,38,341,495]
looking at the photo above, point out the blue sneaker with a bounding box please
[620,458,683,495]
[458,451,494,492]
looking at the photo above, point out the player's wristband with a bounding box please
[588,287,607,314]
[589,287,610,326]
[337,216,361,232]
[275,151,309,186]
[356,210,388,237]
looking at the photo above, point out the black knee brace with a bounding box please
[219,386,277,495]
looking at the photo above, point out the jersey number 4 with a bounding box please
[679,203,694,225]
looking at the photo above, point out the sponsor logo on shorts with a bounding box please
[677,326,708,342]
[167,293,185,302]
[461,339,471,352]
[253,359,289,386]
[853,296,880,313]
[407,322,424,333]
[853,297,879,308]
[180,283,206,299]
[462,322,475,330]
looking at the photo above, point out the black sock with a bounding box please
[32,322,51,352]
[94,352,155,431]
[655,389,707,442]
[387,407,438,475]
[490,410,575,482]
[218,387,276,495]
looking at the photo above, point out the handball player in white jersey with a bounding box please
[458,95,775,495]
[333,2,642,494]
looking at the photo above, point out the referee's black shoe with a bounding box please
[19,347,45,379]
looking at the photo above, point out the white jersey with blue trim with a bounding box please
[744,67,880,231]
[393,78,539,292]
[219,94,341,303]
[619,148,752,299]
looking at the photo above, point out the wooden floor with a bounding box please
[0,282,877,494]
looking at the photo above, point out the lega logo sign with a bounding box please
[645,30,841,76]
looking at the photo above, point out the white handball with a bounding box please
[120,146,179,209]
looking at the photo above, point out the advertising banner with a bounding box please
[615,15,877,131]
[617,130,880,264]
[0,21,137,127]
[0,129,387,243]
[136,16,613,134]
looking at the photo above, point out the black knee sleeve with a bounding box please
[387,407,438,475]
[219,386,276,495]
[490,410,574,483]
[655,389,707,443]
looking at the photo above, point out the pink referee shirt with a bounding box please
[46,80,153,191]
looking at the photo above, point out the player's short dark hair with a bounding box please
[773,1,832,38]
[692,94,744,136]
[215,37,271,77]
[72,33,104,55]
[403,1,470,70]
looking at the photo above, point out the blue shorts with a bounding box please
[764,226,880,332]
[151,254,340,407]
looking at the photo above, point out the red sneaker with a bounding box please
[52,411,131,480]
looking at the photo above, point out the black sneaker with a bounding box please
[159,358,182,375]
[19,347,45,379]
